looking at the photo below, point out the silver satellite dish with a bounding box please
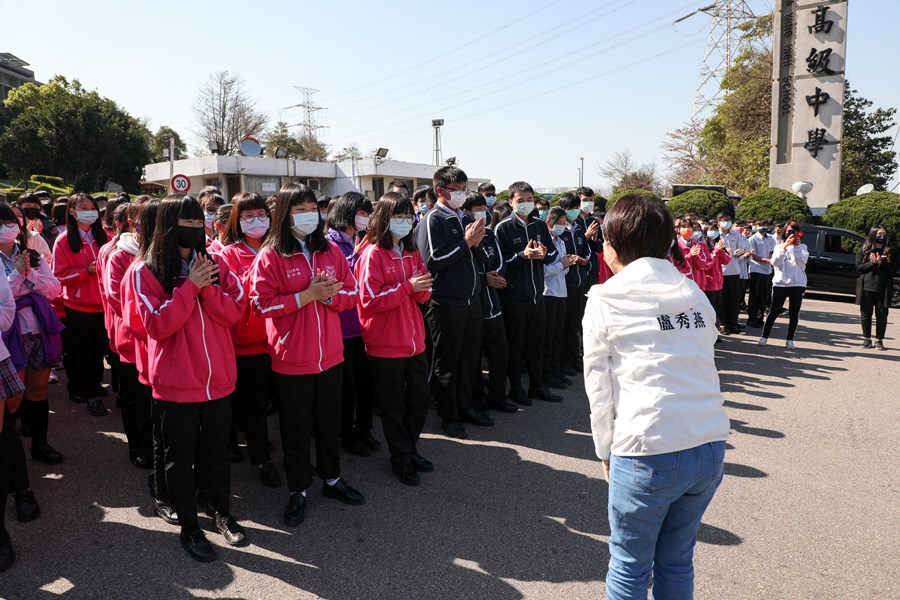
[856,183,875,195]
[239,137,262,157]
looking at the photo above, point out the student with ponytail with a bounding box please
[219,192,280,488]
[52,193,109,416]
[131,194,247,561]
[250,183,364,528]
[355,192,434,486]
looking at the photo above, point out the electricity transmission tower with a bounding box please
[675,1,755,122]
[284,86,326,139]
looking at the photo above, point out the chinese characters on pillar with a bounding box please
[802,4,840,159]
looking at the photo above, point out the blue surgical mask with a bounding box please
[473,211,486,222]
[419,203,429,214]
[389,217,413,239]
[515,201,535,216]
[291,211,320,236]
[692,231,703,241]
[538,209,548,220]
[720,220,732,231]
[484,195,497,207]
[707,230,720,240]
[565,209,580,221]
[551,224,566,237]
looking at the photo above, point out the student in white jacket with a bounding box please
[759,220,809,349]
[582,194,730,600]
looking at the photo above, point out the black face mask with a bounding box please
[23,208,41,220]
[174,225,205,249]
[875,235,887,244]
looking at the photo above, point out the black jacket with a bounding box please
[462,214,505,319]
[561,225,591,288]
[494,214,557,306]
[575,215,602,280]
[416,203,485,305]
[855,246,898,306]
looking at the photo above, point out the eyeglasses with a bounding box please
[239,214,268,223]
[0,222,18,229]
[392,217,414,226]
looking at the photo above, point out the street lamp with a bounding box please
[374,147,389,166]
[274,147,289,158]
[208,140,221,155]
[580,157,584,187]
[432,119,444,166]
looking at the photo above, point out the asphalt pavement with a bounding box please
[1,296,898,599]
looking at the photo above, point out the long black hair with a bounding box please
[65,193,108,253]
[368,192,416,251]
[137,199,161,260]
[145,195,206,295]
[862,225,893,260]
[0,204,31,253]
[266,183,328,257]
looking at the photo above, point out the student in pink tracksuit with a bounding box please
[250,183,364,529]
[675,217,714,285]
[355,192,434,486]
[131,194,247,562]
[700,224,732,324]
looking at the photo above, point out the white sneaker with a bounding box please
[786,340,795,349]
[758,337,767,346]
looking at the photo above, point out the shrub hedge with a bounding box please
[823,192,900,240]
[735,187,813,222]
[607,189,661,207]
[665,189,733,218]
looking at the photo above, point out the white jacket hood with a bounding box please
[117,232,140,256]
[589,257,708,317]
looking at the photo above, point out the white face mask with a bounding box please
[319,211,329,220]
[0,224,20,244]
[389,218,413,239]
[204,212,216,228]
[447,189,467,209]
[239,216,269,239]
[581,201,594,213]
[355,215,370,232]
[551,224,566,237]
[515,201,535,216]
[76,210,99,225]
[291,212,320,236]
[720,221,732,231]
[473,211,486,222]
[419,203,429,214]
[484,195,497,207]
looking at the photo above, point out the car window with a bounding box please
[823,233,861,255]
[800,229,818,251]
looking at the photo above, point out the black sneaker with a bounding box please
[508,387,532,406]
[461,408,493,427]
[341,437,371,457]
[322,478,365,505]
[360,432,382,452]
[875,340,886,351]
[257,461,282,488]
[180,529,217,562]
[862,338,873,349]
[284,492,307,527]
[14,490,40,523]
[441,421,469,439]
[32,443,63,465]
[562,365,579,377]
[529,386,563,403]
[391,463,421,486]
[213,514,248,547]
[410,453,435,473]
[87,397,109,417]
[154,500,179,525]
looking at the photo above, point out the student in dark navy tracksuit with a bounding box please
[461,194,517,416]
[557,193,592,376]
[494,182,563,404]
[415,167,489,440]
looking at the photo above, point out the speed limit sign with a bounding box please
[170,174,191,194]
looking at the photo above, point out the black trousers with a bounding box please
[542,296,567,378]
[150,391,170,501]
[369,354,430,468]
[859,290,889,340]
[119,362,152,461]
[472,316,509,409]
[275,365,343,493]
[234,354,272,465]
[0,433,9,542]
[503,301,546,392]
[62,308,107,397]
[748,272,774,322]
[763,287,805,340]
[560,287,585,368]
[1,412,28,494]
[341,337,375,442]
[720,275,742,329]
[426,300,482,425]
[705,290,722,324]
[157,395,232,533]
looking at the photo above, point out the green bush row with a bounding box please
[823,192,900,240]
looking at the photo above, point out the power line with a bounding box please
[326,0,699,131]
[319,0,566,103]
[325,0,632,115]
[326,39,701,150]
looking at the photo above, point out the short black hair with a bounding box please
[575,186,594,198]
[433,166,467,190]
[317,197,331,210]
[535,197,549,209]
[413,186,432,203]
[477,182,496,195]
[558,193,579,210]
[33,190,51,200]
[603,194,674,266]
[492,202,512,225]
[716,211,734,220]
[508,181,534,201]
[547,206,566,224]
[388,180,410,194]
[462,191,486,211]
[327,191,372,232]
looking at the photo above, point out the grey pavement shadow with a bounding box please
[730,419,785,440]
[697,523,742,546]
[724,463,767,478]
[723,400,767,411]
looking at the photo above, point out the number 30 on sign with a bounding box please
[170,174,191,193]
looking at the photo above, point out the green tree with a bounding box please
[263,121,305,158]
[840,83,898,197]
[823,191,900,240]
[150,125,188,162]
[0,76,151,192]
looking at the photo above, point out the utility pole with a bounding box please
[432,119,444,166]
[580,157,584,187]
[284,86,326,140]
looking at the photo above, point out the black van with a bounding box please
[799,224,900,306]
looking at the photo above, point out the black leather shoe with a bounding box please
[129,451,151,470]
[546,378,567,390]
[214,513,248,547]
[441,421,469,439]
[529,386,563,402]
[257,461,282,488]
[322,478,365,505]
[392,463,421,486]
[0,536,15,573]
[90,386,109,397]
[508,388,533,406]
[154,500,179,525]
[461,408,494,427]
[487,398,518,413]
[180,529,217,562]
[68,393,88,403]
[226,444,243,463]
[360,432,381,452]
[284,492,307,527]
[87,397,109,416]
[563,365,579,377]
[410,453,435,473]
[341,438,371,457]
[32,443,63,465]
[14,490,40,523]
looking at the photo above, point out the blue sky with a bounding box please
[4,0,898,192]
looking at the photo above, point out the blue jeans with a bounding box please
[606,441,725,600]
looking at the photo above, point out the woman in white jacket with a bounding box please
[583,194,730,600]
[759,220,809,349]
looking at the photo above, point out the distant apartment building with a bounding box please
[0,53,37,101]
